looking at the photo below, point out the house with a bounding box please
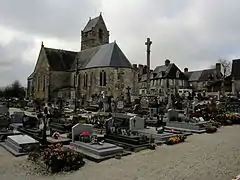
[149,59,188,96]
[184,63,222,92]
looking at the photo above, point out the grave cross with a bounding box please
[145,38,152,94]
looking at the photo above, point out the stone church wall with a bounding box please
[73,67,135,101]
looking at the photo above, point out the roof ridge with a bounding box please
[44,47,78,53]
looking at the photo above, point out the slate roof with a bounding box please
[153,64,173,76]
[232,59,240,79]
[44,47,78,71]
[152,63,187,79]
[187,69,215,82]
[83,16,100,32]
[71,42,132,70]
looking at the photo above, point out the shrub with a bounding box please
[165,135,187,145]
[206,126,217,133]
[41,144,84,173]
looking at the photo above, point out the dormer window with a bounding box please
[176,70,180,78]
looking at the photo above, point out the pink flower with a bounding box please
[69,145,74,150]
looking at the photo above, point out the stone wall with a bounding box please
[74,67,135,101]
[31,47,50,100]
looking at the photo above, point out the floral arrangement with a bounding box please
[41,143,84,173]
[52,132,60,139]
[165,135,187,145]
[206,126,217,133]
[232,173,240,180]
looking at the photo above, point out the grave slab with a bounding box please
[0,134,39,156]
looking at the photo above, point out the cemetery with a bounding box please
[0,90,240,174]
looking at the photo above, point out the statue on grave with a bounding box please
[110,100,116,113]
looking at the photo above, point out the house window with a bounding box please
[161,79,164,86]
[179,80,182,86]
[84,73,88,88]
[100,71,107,86]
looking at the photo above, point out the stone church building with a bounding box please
[27,14,135,104]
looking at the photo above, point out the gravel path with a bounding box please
[1,125,240,180]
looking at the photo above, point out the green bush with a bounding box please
[206,126,217,133]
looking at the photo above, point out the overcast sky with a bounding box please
[0,0,240,87]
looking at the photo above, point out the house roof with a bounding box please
[44,47,78,71]
[152,63,187,80]
[187,69,215,82]
[27,72,34,79]
[152,64,173,78]
[83,16,100,32]
[71,42,132,70]
[232,59,240,79]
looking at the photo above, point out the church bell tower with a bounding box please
[81,13,109,51]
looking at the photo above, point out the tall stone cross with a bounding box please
[145,38,152,95]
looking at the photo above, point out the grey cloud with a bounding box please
[104,0,240,71]
[0,0,101,40]
[1,0,240,86]
[0,39,35,86]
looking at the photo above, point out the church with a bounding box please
[27,13,136,104]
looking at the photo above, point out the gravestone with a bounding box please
[117,101,124,110]
[166,109,206,133]
[168,109,179,121]
[11,112,25,124]
[69,123,123,162]
[105,114,149,151]
[1,134,39,156]
[72,124,93,142]
[129,116,145,131]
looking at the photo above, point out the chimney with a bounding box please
[165,59,170,66]
[138,64,143,75]
[132,64,137,69]
[143,65,148,74]
[184,67,188,73]
[216,63,221,75]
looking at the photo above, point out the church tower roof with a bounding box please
[83,13,102,33]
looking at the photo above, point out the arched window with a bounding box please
[100,71,103,86]
[99,29,103,40]
[37,76,40,91]
[103,71,106,86]
[43,75,45,91]
[84,73,88,88]
[90,72,94,85]
[78,74,81,88]
[100,71,107,86]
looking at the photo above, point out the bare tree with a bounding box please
[218,59,231,95]
[218,59,231,78]
[209,59,231,96]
